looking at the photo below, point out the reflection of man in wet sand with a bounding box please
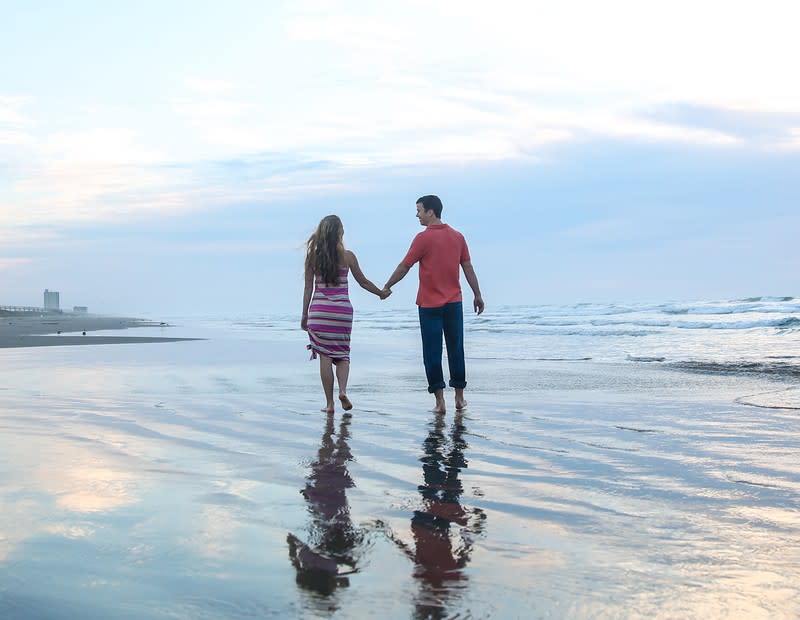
[287,413,363,595]
[388,412,487,618]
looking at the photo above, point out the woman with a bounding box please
[302,215,389,413]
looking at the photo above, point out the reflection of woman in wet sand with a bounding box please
[388,412,487,618]
[287,412,364,595]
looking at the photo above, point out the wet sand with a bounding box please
[0,314,201,348]
[0,324,798,618]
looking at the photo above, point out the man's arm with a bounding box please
[384,262,410,291]
[461,261,484,315]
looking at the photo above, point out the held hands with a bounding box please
[378,287,392,300]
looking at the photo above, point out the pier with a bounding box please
[0,305,61,316]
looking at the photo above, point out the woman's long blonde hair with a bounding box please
[305,215,345,285]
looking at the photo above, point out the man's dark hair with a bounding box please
[416,195,443,219]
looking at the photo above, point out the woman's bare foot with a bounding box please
[321,405,334,413]
[338,394,353,411]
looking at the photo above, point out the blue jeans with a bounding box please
[418,302,466,393]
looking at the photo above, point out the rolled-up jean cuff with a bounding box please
[427,381,447,393]
[449,379,467,389]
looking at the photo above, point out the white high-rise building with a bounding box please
[43,289,60,311]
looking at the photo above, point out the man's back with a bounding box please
[403,224,470,308]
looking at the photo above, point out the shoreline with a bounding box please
[0,313,202,348]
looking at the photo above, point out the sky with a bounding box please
[1,0,799,317]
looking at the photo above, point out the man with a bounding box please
[384,195,484,414]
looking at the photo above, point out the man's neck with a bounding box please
[427,218,443,226]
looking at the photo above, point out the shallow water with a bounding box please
[0,316,799,619]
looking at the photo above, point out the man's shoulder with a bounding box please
[410,229,428,243]
[443,224,466,242]
[414,224,466,244]
[423,224,462,234]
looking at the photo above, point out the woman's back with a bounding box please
[314,265,350,298]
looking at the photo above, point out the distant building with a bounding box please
[43,289,60,311]
[73,306,88,314]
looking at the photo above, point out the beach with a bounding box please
[0,301,799,618]
[0,314,201,349]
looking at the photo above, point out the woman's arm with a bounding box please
[384,262,409,291]
[346,250,389,298]
[301,265,314,330]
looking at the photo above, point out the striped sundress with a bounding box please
[307,266,353,363]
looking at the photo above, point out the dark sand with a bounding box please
[0,314,201,348]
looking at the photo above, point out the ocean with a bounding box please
[204,294,800,363]
[0,297,798,618]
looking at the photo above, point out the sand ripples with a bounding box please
[1,338,800,618]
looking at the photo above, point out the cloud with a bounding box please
[171,98,254,121]
[0,95,33,125]
[0,257,33,270]
[284,0,800,150]
[2,1,798,237]
[781,128,800,150]
[103,238,301,257]
[288,12,406,55]
[0,227,57,250]
[183,78,238,95]
[0,128,194,226]
[5,160,186,226]
[642,103,800,149]
[149,3,780,173]
[38,127,164,165]
[0,129,35,145]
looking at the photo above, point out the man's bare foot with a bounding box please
[455,388,467,411]
[321,405,334,413]
[431,388,446,414]
[338,394,353,411]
